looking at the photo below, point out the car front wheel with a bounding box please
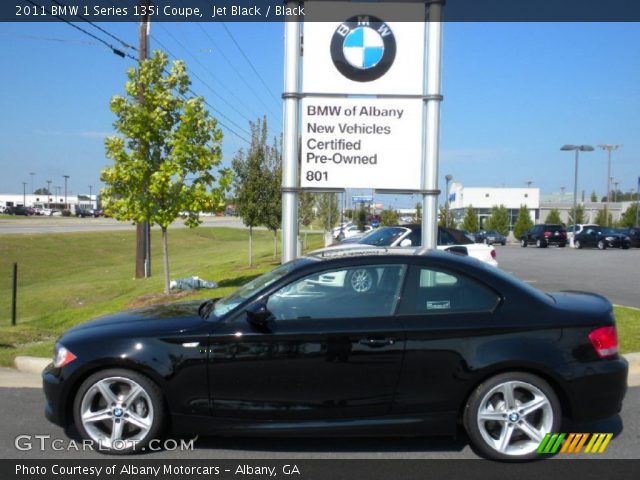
[575,240,582,249]
[73,369,164,454]
[463,372,561,461]
[597,240,606,250]
[521,239,527,247]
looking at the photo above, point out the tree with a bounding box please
[34,187,50,195]
[415,202,422,222]
[380,209,399,226]
[317,193,339,232]
[568,204,585,225]
[461,205,479,233]
[356,206,367,231]
[545,208,562,224]
[263,135,282,258]
[298,192,315,228]
[513,205,534,239]
[101,51,230,294]
[232,118,270,267]
[590,190,598,202]
[619,203,639,227]
[594,208,612,227]
[485,205,510,235]
[438,206,454,228]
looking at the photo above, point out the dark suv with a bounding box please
[520,224,567,248]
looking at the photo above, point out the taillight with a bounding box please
[543,231,551,237]
[491,249,496,259]
[588,326,619,358]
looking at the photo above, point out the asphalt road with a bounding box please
[0,387,637,459]
[494,245,640,308]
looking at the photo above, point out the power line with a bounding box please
[25,0,137,60]
[150,34,252,140]
[220,22,281,108]
[50,0,137,51]
[196,23,282,123]
[154,24,259,123]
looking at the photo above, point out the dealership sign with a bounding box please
[301,2,426,190]
[301,97,422,189]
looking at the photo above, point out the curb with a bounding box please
[14,356,50,375]
[13,354,640,387]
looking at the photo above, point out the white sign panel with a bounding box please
[303,2,425,95]
[301,97,423,190]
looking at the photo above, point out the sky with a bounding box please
[0,20,639,208]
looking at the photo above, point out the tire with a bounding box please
[73,369,165,454]
[575,240,582,249]
[521,239,527,248]
[463,372,561,461]
[558,243,566,248]
[535,239,544,248]
[597,240,606,250]
[345,267,377,293]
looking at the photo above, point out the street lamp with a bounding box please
[88,185,93,209]
[22,182,27,206]
[445,174,453,227]
[29,172,35,194]
[598,144,621,226]
[526,180,533,188]
[613,181,619,203]
[561,144,594,246]
[46,180,52,207]
[63,175,70,210]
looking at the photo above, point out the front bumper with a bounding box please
[43,364,67,427]
[564,357,628,423]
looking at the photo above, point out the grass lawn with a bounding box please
[0,228,638,367]
[0,227,323,366]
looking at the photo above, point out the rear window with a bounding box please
[545,225,565,232]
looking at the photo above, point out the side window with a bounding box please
[438,229,457,245]
[399,266,499,315]
[267,264,406,320]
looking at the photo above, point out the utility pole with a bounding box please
[136,0,151,278]
[46,180,52,206]
[22,182,27,206]
[598,144,621,227]
[63,175,70,210]
[88,185,93,209]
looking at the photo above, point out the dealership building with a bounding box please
[0,192,97,211]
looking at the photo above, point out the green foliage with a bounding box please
[544,208,562,225]
[590,190,598,202]
[356,206,368,231]
[513,205,534,239]
[100,51,230,292]
[485,204,510,236]
[619,203,639,227]
[298,192,316,227]
[568,204,586,225]
[461,205,479,233]
[34,188,50,195]
[438,206,455,228]
[380,209,399,226]
[317,193,340,232]
[594,208,612,227]
[415,202,422,222]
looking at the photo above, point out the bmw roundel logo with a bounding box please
[330,16,396,82]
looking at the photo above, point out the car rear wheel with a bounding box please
[464,372,560,461]
[520,239,527,248]
[536,239,544,248]
[575,240,582,249]
[73,369,164,454]
[597,240,606,250]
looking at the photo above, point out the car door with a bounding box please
[207,263,407,421]
[392,264,502,418]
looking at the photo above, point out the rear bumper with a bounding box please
[564,357,628,423]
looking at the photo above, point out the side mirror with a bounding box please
[246,302,273,330]
[399,239,412,247]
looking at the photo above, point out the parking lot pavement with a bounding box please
[495,245,640,308]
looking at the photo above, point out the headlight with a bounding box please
[625,236,631,241]
[605,237,614,241]
[53,344,77,368]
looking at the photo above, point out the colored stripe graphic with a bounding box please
[538,433,613,454]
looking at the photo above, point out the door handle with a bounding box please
[359,337,396,348]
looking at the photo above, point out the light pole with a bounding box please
[22,182,27,206]
[46,180,52,207]
[88,185,93,209]
[613,181,619,203]
[526,180,533,188]
[561,145,594,246]
[598,144,621,226]
[445,174,453,227]
[29,172,35,194]
[63,175,70,210]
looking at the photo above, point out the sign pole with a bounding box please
[421,0,444,249]
[282,2,302,262]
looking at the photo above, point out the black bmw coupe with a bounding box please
[43,249,627,460]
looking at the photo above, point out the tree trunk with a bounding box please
[273,230,277,259]
[161,226,170,294]
[249,226,253,267]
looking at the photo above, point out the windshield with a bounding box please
[211,259,307,318]
[358,227,408,246]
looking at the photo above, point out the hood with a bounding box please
[65,300,206,336]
